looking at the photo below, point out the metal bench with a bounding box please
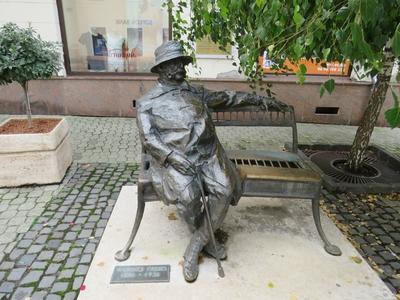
[115,104,342,262]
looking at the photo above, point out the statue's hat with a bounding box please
[151,40,193,73]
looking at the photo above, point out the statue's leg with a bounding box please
[175,187,202,233]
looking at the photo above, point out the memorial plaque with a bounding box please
[110,265,170,284]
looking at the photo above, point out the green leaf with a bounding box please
[322,48,331,60]
[293,6,305,29]
[351,23,363,46]
[320,85,326,97]
[360,0,378,24]
[323,79,335,94]
[256,0,265,8]
[299,63,307,75]
[392,88,399,107]
[384,88,400,128]
[385,107,400,128]
[393,23,400,58]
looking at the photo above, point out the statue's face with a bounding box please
[158,58,187,82]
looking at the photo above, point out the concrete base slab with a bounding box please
[79,186,394,300]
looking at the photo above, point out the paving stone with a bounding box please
[35,235,49,244]
[64,232,77,241]
[75,264,89,276]
[79,254,92,264]
[9,248,26,260]
[95,228,104,238]
[18,239,33,248]
[390,262,400,271]
[55,224,69,231]
[37,250,54,261]
[0,271,5,282]
[389,232,400,242]
[73,276,84,290]
[380,235,394,244]
[50,282,69,294]
[52,252,68,263]
[371,255,386,265]
[11,287,34,300]
[2,193,18,200]
[51,232,64,239]
[46,239,62,250]
[7,268,26,281]
[17,254,37,267]
[389,278,400,289]
[58,269,74,279]
[31,262,47,270]
[30,292,47,300]
[20,270,43,285]
[38,275,56,289]
[0,281,15,293]
[380,251,397,262]
[78,229,92,239]
[70,247,83,257]
[65,257,79,269]
[46,294,61,300]
[27,244,44,254]
[58,242,71,252]
[84,243,96,254]
[63,291,77,300]
[45,263,61,275]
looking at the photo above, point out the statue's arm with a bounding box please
[137,107,173,164]
[203,88,290,112]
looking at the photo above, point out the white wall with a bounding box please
[0,0,65,75]
[1,1,397,81]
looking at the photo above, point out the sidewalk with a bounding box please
[0,115,399,299]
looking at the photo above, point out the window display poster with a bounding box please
[260,51,351,76]
[61,0,169,73]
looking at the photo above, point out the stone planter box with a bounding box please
[0,117,73,187]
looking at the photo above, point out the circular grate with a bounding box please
[309,151,381,185]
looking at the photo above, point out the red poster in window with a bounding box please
[259,52,351,76]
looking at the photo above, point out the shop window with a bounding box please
[58,0,169,74]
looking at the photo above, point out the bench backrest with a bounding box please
[133,100,298,153]
[209,106,298,153]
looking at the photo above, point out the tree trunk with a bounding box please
[346,50,394,172]
[21,81,33,128]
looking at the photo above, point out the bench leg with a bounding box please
[312,194,342,256]
[115,185,146,262]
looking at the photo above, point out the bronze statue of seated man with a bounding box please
[136,40,289,282]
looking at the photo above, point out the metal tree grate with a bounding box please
[309,151,380,184]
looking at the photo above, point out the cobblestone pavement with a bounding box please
[0,114,400,299]
[0,163,137,299]
[321,191,400,295]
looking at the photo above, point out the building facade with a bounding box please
[0,0,398,126]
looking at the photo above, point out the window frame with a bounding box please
[56,0,172,76]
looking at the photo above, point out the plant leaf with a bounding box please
[385,107,400,128]
[385,88,400,128]
[360,0,378,24]
[393,23,400,58]
[323,79,335,94]
[351,23,363,46]
[320,85,326,97]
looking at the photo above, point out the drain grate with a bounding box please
[230,158,302,169]
[309,151,380,184]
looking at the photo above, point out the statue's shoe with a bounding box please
[203,242,227,260]
[183,259,199,282]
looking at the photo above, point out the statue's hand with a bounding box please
[260,97,291,112]
[167,152,195,175]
